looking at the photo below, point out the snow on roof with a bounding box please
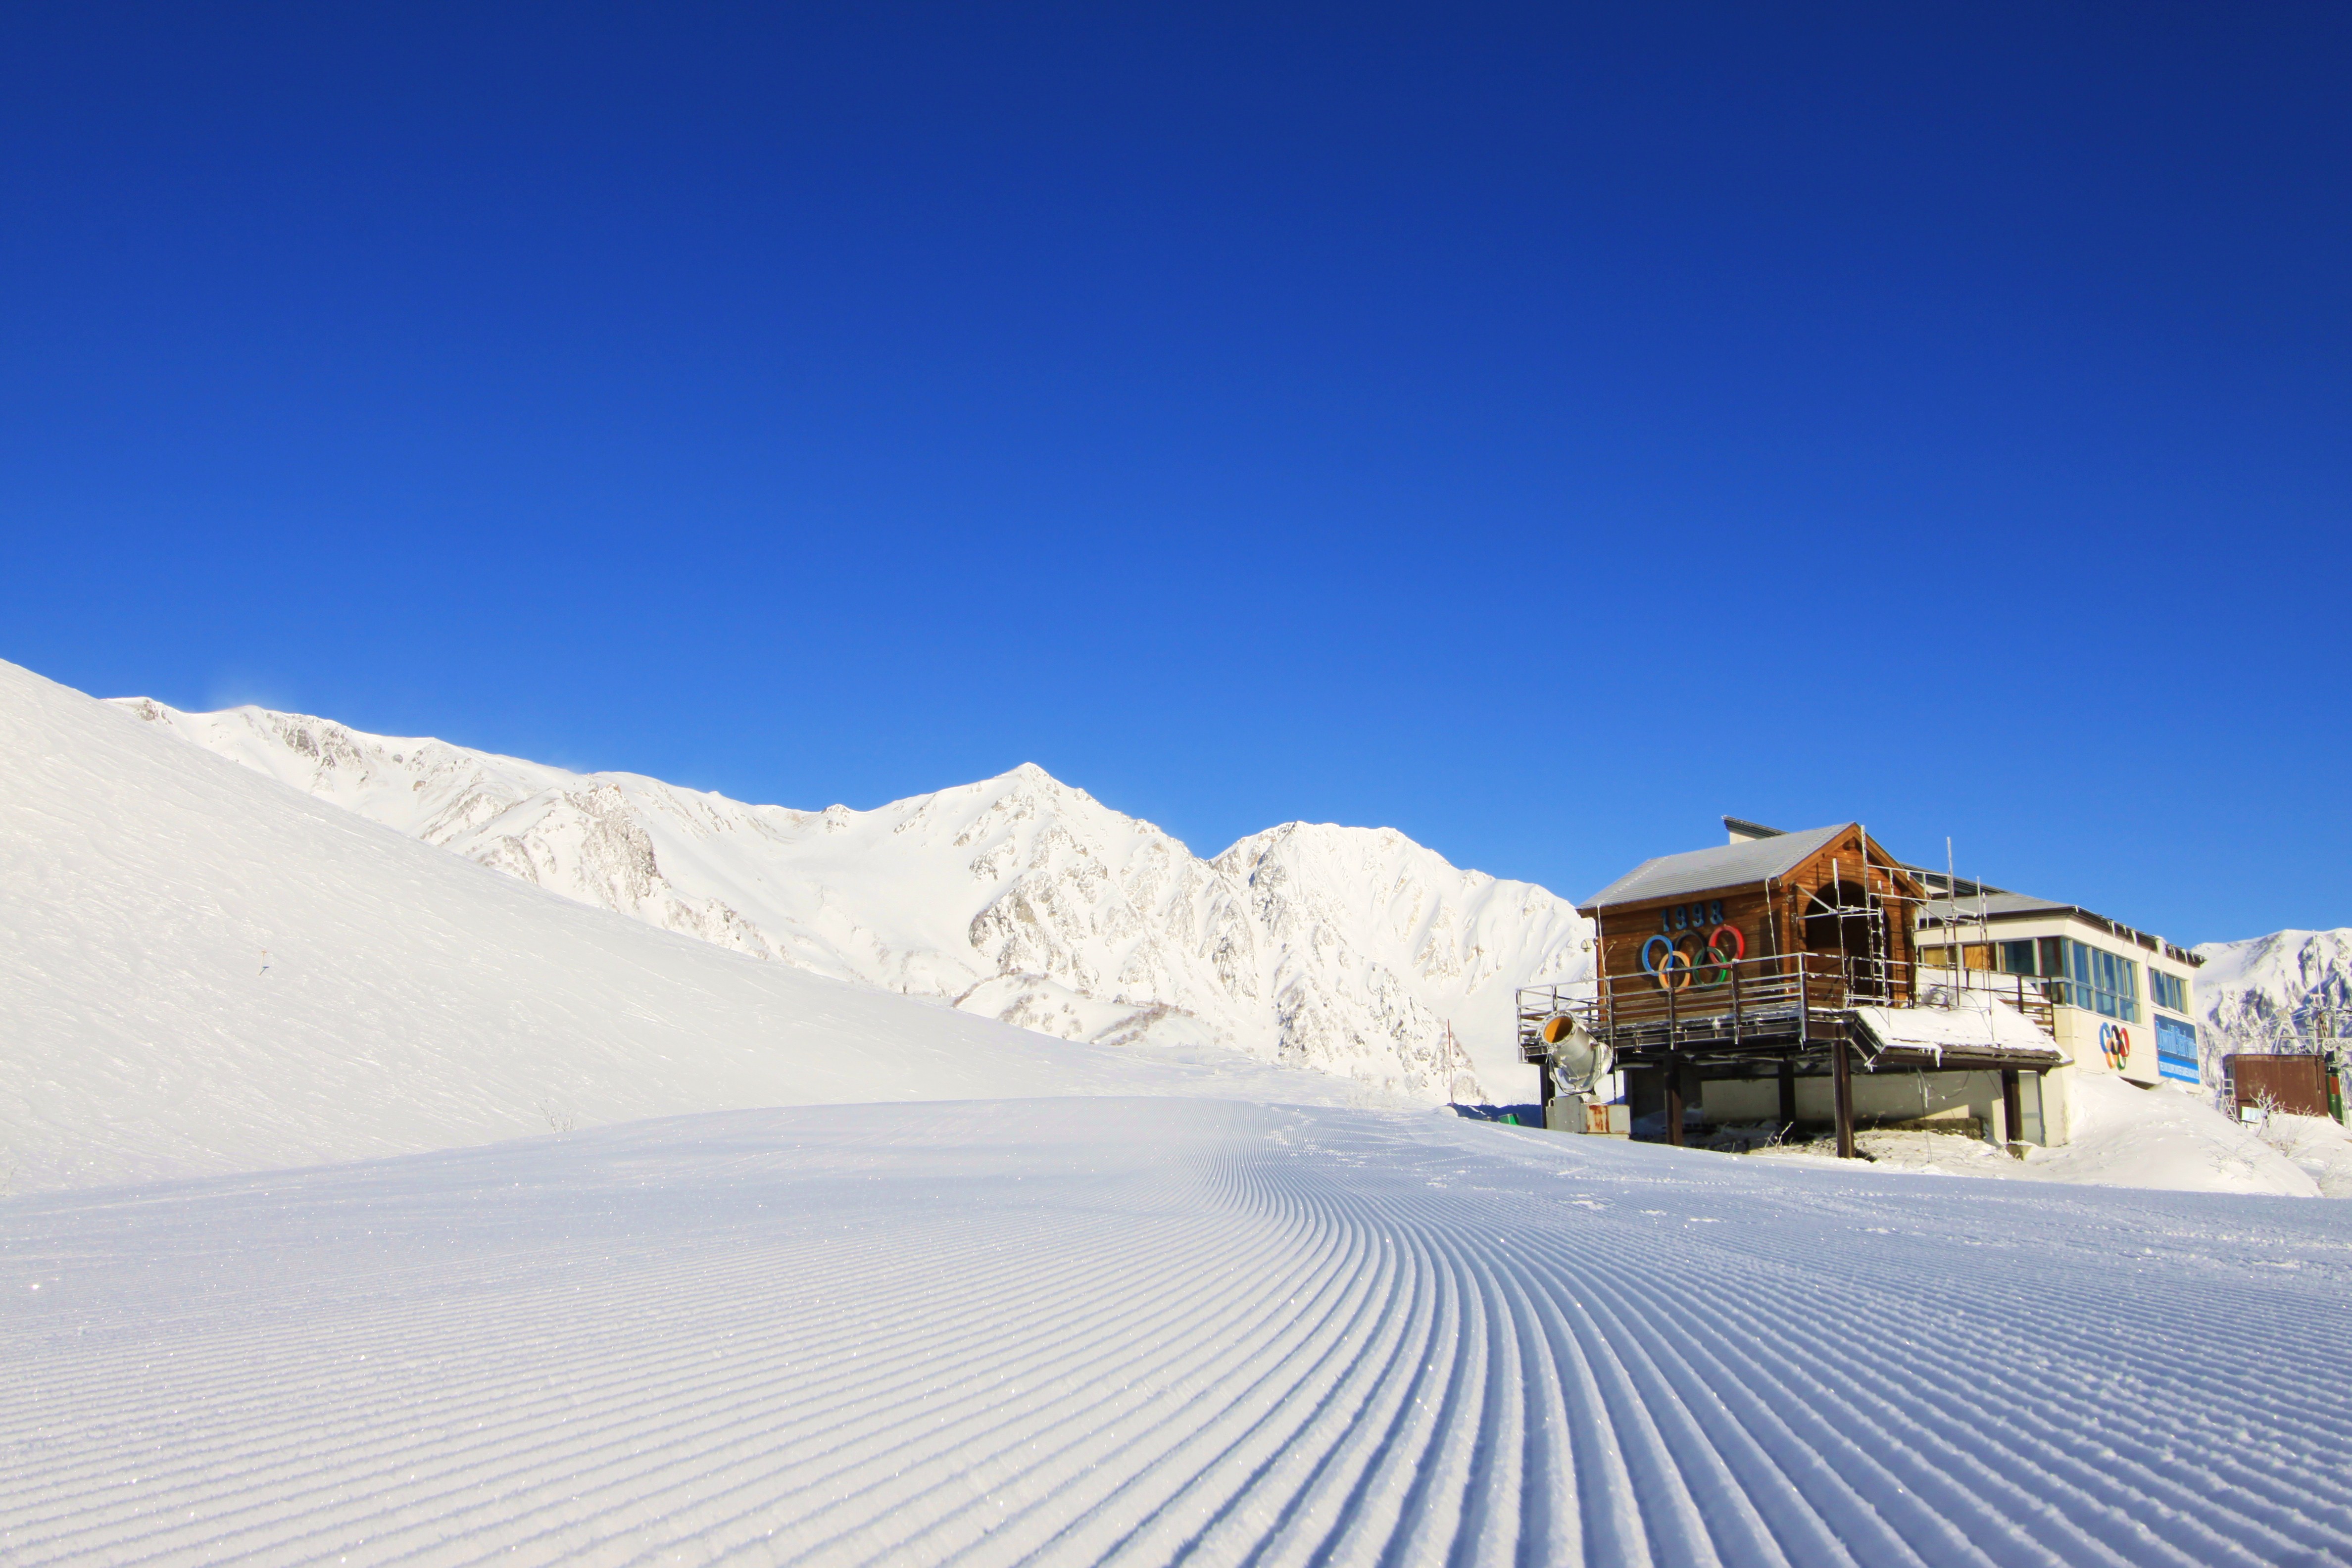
[1584,824,1850,908]
[1849,990,2064,1065]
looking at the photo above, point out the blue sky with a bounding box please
[4,4,2346,944]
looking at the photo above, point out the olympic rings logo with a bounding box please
[2099,1022,2131,1070]
[1640,923,1747,990]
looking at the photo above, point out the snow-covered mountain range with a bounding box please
[8,661,1373,1190]
[114,699,1591,1100]
[2194,929,2352,1053]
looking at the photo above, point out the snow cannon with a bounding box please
[1540,1012,1610,1094]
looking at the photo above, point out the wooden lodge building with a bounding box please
[1520,822,2065,1157]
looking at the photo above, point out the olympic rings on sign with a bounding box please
[2100,1023,2131,1070]
[1644,924,1749,989]
[1693,923,1746,986]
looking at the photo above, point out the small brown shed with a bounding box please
[2224,1053,2333,1118]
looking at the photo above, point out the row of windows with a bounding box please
[1917,934,2193,1021]
[2061,940,2141,1023]
[1915,939,2054,975]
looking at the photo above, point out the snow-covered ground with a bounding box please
[6,1099,2350,1566]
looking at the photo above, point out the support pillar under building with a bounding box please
[1833,1039,1856,1159]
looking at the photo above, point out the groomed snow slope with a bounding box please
[7,1100,2351,1567]
[0,661,1369,1192]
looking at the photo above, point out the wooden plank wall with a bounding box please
[1591,886,1779,993]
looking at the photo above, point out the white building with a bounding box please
[1913,882,2203,1143]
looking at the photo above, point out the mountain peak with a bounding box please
[991,760,1076,796]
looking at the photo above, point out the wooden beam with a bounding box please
[1832,1038,1856,1159]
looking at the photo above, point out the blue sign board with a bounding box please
[2155,1015,2200,1084]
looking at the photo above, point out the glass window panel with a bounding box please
[2150,971,2189,1014]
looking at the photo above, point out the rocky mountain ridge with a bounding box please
[116,700,1592,1099]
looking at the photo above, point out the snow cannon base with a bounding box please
[1547,1098,1630,1136]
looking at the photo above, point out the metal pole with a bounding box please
[1946,836,1958,973]
[1977,866,1991,979]
[1665,956,1681,1147]
[1666,1055,1685,1148]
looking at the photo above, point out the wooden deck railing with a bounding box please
[1518,952,2055,1062]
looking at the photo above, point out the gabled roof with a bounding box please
[1584,824,1852,909]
